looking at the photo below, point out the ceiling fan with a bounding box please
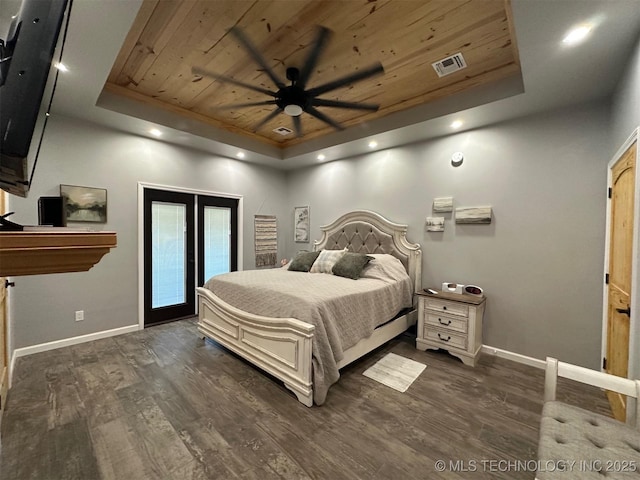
[192,26,384,138]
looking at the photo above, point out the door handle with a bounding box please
[616,307,631,317]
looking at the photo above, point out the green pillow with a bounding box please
[332,252,373,280]
[288,251,321,272]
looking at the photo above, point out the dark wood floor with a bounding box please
[0,319,610,480]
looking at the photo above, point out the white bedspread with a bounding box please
[203,256,413,404]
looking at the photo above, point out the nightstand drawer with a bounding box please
[425,298,469,317]
[425,329,467,350]
[425,313,467,334]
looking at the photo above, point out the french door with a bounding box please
[143,188,238,326]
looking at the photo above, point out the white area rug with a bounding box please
[363,353,427,392]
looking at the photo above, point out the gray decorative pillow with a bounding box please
[288,251,320,272]
[332,252,373,280]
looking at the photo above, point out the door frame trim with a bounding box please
[602,127,639,423]
[137,182,244,330]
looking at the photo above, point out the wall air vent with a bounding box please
[432,52,467,77]
[273,126,293,136]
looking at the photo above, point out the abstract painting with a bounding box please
[433,196,453,213]
[455,206,493,224]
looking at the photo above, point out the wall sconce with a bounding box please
[451,151,464,167]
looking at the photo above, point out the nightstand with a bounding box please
[415,289,486,366]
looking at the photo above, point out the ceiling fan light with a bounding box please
[284,104,303,116]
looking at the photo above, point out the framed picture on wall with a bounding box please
[294,206,310,242]
[426,216,445,232]
[60,184,107,223]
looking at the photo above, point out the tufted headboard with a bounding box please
[313,210,422,293]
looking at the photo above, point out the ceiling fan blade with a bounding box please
[253,107,283,132]
[312,98,379,111]
[306,106,344,131]
[292,115,303,138]
[216,100,278,110]
[297,26,332,90]
[230,26,286,89]
[307,62,384,97]
[192,67,277,97]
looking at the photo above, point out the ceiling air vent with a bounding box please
[432,52,467,78]
[273,126,293,136]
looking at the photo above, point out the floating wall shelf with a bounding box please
[0,228,117,276]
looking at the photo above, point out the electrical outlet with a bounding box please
[75,310,84,322]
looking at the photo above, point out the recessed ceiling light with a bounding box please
[236,151,245,159]
[317,154,326,161]
[149,128,162,137]
[55,62,68,72]
[450,120,463,129]
[368,141,378,149]
[562,25,592,45]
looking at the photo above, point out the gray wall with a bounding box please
[8,116,289,349]
[286,101,610,369]
[610,32,640,382]
[611,32,640,152]
[5,100,617,371]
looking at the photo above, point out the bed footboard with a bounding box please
[196,287,315,406]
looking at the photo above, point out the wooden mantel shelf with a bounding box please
[0,227,117,276]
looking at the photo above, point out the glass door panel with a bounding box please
[151,202,187,308]
[203,206,231,281]
[198,195,238,286]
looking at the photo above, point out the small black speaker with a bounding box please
[38,196,66,227]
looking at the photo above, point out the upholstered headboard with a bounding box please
[313,210,422,293]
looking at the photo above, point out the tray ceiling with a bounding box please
[105,0,521,149]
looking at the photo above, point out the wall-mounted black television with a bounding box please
[0,0,68,197]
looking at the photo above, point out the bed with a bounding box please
[196,210,422,406]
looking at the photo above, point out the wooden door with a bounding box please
[0,190,8,414]
[606,141,636,421]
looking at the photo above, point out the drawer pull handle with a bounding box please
[438,333,451,342]
[438,318,451,326]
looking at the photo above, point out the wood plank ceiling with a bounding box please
[105,0,521,149]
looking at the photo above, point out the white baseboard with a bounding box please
[9,324,140,386]
[481,345,546,369]
[9,351,16,389]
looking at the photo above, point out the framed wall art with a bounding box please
[426,216,445,232]
[455,206,492,224]
[294,206,310,242]
[433,196,453,213]
[60,184,107,223]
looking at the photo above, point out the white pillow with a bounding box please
[360,254,410,282]
[309,248,347,274]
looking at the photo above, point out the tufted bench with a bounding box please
[536,358,640,479]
